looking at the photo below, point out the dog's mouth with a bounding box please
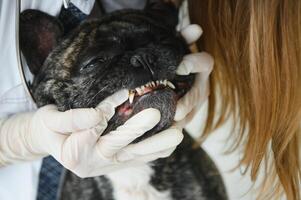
[103,75,194,140]
[117,79,177,116]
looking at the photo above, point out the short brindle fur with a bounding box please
[20,1,228,199]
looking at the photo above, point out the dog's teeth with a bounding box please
[136,88,143,95]
[151,81,156,87]
[167,81,176,89]
[163,80,167,86]
[129,92,135,104]
[146,83,150,87]
[156,80,160,85]
[141,85,145,90]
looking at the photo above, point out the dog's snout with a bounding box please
[130,54,156,79]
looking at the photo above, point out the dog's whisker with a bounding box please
[87,85,110,105]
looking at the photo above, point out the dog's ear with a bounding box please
[20,9,63,75]
[144,0,182,28]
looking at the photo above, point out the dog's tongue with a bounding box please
[103,88,177,141]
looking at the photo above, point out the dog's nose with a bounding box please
[130,54,156,79]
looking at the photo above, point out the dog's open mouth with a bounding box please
[103,75,195,139]
[117,79,176,116]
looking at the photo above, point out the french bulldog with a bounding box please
[20,1,228,199]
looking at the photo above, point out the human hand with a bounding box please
[0,90,183,177]
[174,24,214,127]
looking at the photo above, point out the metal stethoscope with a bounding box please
[15,0,35,103]
[15,0,71,104]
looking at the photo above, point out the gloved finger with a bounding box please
[89,147,175,177]
[95,108,161,160]
[41,90,128,133]
[176,52,214,75]
[93,89,129,135]
[59,128,99,169]
[40,105,105,133]
[180,24,203,44]
[87,160,145,177]
[114,128,183,162]
[96,89,129,121]
[129,147,177,163]
[86,164,124,177]
[174,106,199,129]
[174,75,210,121]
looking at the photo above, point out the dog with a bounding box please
[20,1,228,199]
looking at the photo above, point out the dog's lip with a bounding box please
[117,86,176,117]
[116,79,177,117]
[117,77,191,117]
[128,79,176,104]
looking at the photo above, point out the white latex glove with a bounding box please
[0,89,183,177]
[174,24,214,126]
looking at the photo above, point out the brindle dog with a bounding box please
[20,1,228,199]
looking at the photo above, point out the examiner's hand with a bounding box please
[0,90,183,178]
[174,24,214,126]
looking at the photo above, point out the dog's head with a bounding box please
[20,1,194,138]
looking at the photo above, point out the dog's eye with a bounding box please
[80,58,106,72]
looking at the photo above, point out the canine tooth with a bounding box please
[156,80,160,85]
[136,88,143,95]
[146,83,150,87]
[129,93,135,104]
[167,81,176,89]
[151,81,156,87]
[163,80,167,86]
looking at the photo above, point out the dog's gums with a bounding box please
[117,77,194,115]
[129,80,176,103]
[118,80,175,116]
[104,75,194,139]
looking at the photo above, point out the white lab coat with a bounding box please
[0,1,94,199]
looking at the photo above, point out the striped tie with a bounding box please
[36,156,64,200]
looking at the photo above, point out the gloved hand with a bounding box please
[174,24,214,126]
[0,89,183,177]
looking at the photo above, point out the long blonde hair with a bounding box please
[188,0,301,199]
